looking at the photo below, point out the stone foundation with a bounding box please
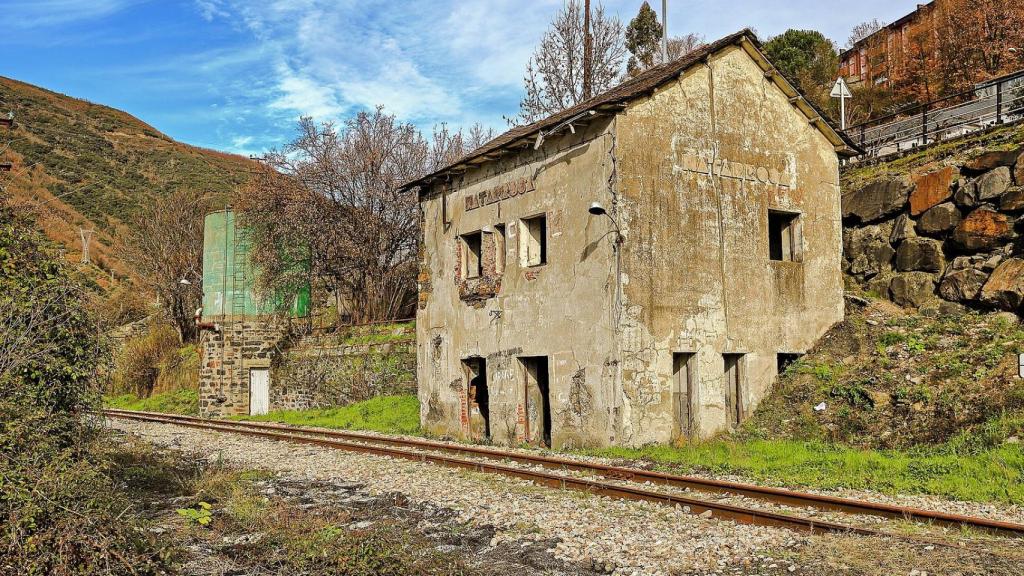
[199,318,294,417]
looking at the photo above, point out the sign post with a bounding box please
[830,77,852,130]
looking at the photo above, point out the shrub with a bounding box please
[110,323,181,397]
[0,203,170,574]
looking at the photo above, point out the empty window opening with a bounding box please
[672,353,696,441]
[520,215,547,267]
[768,210,800,262]
[462,232,483,279]
[463,357,489,440]
[520,356,551,447]
[723,354,745,428]
[777,353,802,375]
[493,224,507,274]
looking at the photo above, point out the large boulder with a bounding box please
[910,166,956,215]
[951,208,1014,251]
[890,272,938,308]
[1015,150,1024,185]
[971,167,1012,201]
[890,213,917,243]
[1001,187,1024,211]
[842,178,910,223]
[963,149,1021,174]
[916,202,961,235]
[939,267,989,302]
[895,237,945,272]
[953,180,976,208]
[980,259,1024,312]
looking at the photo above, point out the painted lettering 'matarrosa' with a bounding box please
[465,177,535,211]
[670,139,796,189]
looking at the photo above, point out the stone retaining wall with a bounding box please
[200,320,417,417]
[842,147,1024,313]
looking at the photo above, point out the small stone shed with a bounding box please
[404,30,860,448]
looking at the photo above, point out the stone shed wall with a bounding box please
[842,144,1024,313]
[199,319,291,417]
[274,325,416,407]
[201,320,416,417]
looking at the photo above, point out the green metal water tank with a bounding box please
[201,208,310,321]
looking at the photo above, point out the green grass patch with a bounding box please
[105,388,199,415]
[582,437,1024,504]
[232,394,420,435]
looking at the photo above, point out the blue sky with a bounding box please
[0,0,922,156]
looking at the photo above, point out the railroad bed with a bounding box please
[104,408,1024,547]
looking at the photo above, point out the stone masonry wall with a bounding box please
[199,319,292,417]
[201,320,417,417]
[274,336,416,407]
[842,146,1024,313]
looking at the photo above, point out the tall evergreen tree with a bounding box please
[625,1,663,76]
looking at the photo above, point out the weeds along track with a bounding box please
[104,408,1024,547]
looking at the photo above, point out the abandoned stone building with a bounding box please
[405,30,860,448]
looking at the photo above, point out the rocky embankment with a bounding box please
[842,147,1024,312]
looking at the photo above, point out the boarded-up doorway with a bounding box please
[249,368,270,416]
[463,358,489,440]
[672,353,696,441]
[520,357,551,447]
[723,354,744,427]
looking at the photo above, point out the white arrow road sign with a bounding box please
[830,77,852,129]
[830,77,852,98]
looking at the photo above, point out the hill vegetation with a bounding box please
[0,75,255,290]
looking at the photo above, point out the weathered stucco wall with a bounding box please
[614,46,844,442]
[417,44,844,448]
[417,120,621,448]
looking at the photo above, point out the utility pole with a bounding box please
[582,0,593,100]
[661,0,668,64]
[0,112,12,173]
[79,228,94,264]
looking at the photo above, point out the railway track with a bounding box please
[104,408,1024,541]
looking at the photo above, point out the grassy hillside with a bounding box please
[745,299,1024,450]
[0,75,255,289]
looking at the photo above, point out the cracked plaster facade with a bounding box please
[416,44,845,448]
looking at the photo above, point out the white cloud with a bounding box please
[5,0,142,28]
[267,65,346,120]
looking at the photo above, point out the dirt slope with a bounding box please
[0,76,256,290]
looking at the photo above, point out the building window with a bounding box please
[493,224,506,274]
[519,214,547,267]
[461,232,483,279]
[777,353,802,375]
[768,210,800,262]
[723,354,745,427]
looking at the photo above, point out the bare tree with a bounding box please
[664,33,705,62]
[847,19,884,49]
[517,0,626,124]
[119,188,206,343]
[238,109,485,326]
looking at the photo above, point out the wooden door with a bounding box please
[249,368,270,416]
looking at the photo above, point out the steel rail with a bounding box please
[104,408,1024,538]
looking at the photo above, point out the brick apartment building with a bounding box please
[839,2,938,87]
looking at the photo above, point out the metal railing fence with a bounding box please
[847,69,1024,159]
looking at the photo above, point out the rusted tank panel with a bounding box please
[614,45,843,442]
